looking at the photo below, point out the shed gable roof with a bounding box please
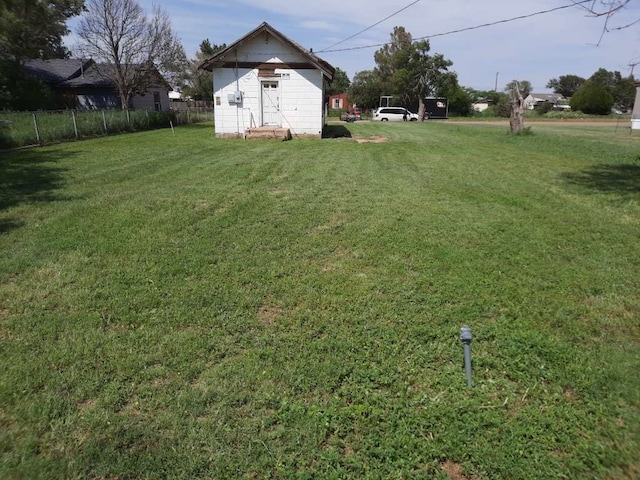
[199,22,335,81]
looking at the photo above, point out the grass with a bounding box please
[1,121,639,479]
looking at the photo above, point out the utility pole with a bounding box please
[494,72,499,92]
[629,62,639,77]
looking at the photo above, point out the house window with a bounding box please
[333,98,341,109]
[153,92,161,112]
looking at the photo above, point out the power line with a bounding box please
[317,0,422,53]
[320,0,592,53]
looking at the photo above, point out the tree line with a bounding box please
[0,1,636,117]
[338,26,636,119]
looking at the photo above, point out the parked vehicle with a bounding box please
[372,107,419,122]
[340,111,357,122]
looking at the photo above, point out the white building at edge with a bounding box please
[632,82,640,130]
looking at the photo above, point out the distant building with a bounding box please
[22,59,171,111]
[523,93,568,110]
[329,93,349,110]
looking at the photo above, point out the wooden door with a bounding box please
[261,81,280,126]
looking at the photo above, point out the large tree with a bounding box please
[0,0,85,61]
[325,67,350,97]
[589,68,636,110]
[570,80,614,114]
[77,0,187,109]
[348,70,385,110]
[182,39,226,101]
[505,79,532,99]
[0,0,85,109]
[546,75,585,97]
[373,26,455,120]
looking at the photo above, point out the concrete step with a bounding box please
[245,127,292,141]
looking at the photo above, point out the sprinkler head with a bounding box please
[460,325,472,344]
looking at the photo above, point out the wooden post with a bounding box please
[102,110,107,133]
[72,110,79,139]
[32,113,41,144]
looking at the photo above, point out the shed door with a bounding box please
[261,81,280,126]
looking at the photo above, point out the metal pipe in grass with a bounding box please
[460,325,473,387]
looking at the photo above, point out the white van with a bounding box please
[372,107,419,122]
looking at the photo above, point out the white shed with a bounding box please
[200,22,335,138]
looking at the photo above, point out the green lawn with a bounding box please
[1,121,639,479]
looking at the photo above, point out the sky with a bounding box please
[65,0,640,93]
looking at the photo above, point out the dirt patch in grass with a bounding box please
[257,302,283,327]
[355,135,388,144]
[440,460,471,479]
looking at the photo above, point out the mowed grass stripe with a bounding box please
[0,121,638,479]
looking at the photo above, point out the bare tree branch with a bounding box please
[77,0,187,109]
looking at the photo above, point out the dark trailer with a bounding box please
[424,97,448,119]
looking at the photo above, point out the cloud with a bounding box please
[300,21,340,32]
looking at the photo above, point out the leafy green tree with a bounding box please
[373,26,455,119]
[505,79,532,98]
[325,67,350,97]
[198,39,221,57]
[493,93,512,117]
[546,75,585,97]
[0,0,85,61]
[446,86,474,116]
[0,0,85,109]
[570,80,614,114]
[348,69,385,109]
[588,68,635,110]
[183,39,226,100]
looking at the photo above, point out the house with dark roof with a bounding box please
[199,22,335,138]
[22,59,171,111]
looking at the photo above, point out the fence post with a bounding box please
[102,110,107,134]
[32,113,41,145]
[72,110,79,139]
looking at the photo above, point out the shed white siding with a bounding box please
[212,35,325,137]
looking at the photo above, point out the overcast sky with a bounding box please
[67,0,640,92]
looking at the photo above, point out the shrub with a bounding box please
[543,111,587,120]
[570,81,614,115]
[536,102,553,115]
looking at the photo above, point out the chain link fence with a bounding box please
[0,107,213,149]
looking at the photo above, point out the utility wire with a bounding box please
[320,0,592,53]
[317,0,422,53]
